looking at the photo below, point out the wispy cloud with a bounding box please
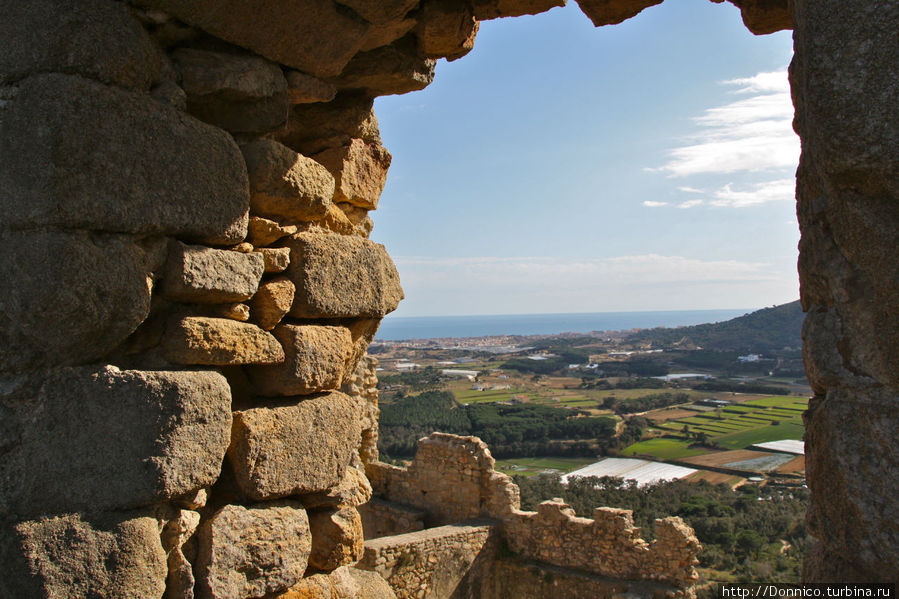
[677,186,705,194]
[710,179,795,208]
[678,199,704,209]
[650,70,798,178]
[643,200,669,207]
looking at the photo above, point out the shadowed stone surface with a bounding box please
[0,366,232,516]
[471,0,566,20]
[229,392,364,500]
[418,0,479,60]
[247,325,353,396]
[285,232,403,319]
[277,93,380,156]
[329,36,436,96]
[0,74,249,244]
[162,242,264,304]
[792,0,899,583]
[286,70,338,104]
[0,231,151,374]
[196,502,311,599]
[131,0,369,77]
[0,0,165,89]
[173,48,288,134]
[1,511,168,599]
[575,0,663,26]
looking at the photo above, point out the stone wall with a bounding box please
[791,0,899,583]
[357,522,499,599]
[367,433,701,591]
[1,0,896,594]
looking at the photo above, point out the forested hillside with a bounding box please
[626,301,803,353]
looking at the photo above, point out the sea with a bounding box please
[374,309,752,341]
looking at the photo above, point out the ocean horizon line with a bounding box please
[374,307,760,341]
[382,307,758,320]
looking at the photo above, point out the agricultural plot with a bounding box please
[621,438,706,460]
[628,395,805,459]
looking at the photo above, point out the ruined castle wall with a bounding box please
[357,522,499,599]
[367,434,701,590]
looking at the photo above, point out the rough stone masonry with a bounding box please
[0,0,896,596]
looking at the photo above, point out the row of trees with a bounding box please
[377,391,618,459]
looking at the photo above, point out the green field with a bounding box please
[494,456,597,477]
[713,422,805,449]
[622,437,706,459]
[627,395,805,458]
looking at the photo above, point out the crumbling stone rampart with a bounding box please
[0,0,895,595]
[367,433,701,591]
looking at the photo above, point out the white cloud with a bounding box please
[710,178,795,207]
[725,71,790,95]
[678,199,704,209]
[643,200,669,207]
[677,186,705,194]
[650,69,799,177]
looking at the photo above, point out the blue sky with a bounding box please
[370,0,798,317]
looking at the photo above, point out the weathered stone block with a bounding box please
[162,242,264,304]
[0,230,150,374]
[313,139,392,209]
[174,48,288,134]
[196,502,311,599]
[1,511,167,599]
[277,93,380,156]
[360,18,419,53]
[286,70,337,104]
[308,507,365,572]
[0,74,250,244]
[724,0,793,35]
[285,233,403,319]
[329,35,436,96]
[274,566,396,599]
[229,392,364,500]
[161,509,201,599]
[0,366,232,516]
[258,247,292,273]
[336,0,419,24]
[472,0,566,20]
[162,316,285,366]
[575,0,662,26]
[131,0,369,77]
[248,216,298,247]
[241,139,334,223]
[418,0,479,60]
[301,465,373,511]
[249,277,296,331]
[0,0,165,89]
[247,325,353,395]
